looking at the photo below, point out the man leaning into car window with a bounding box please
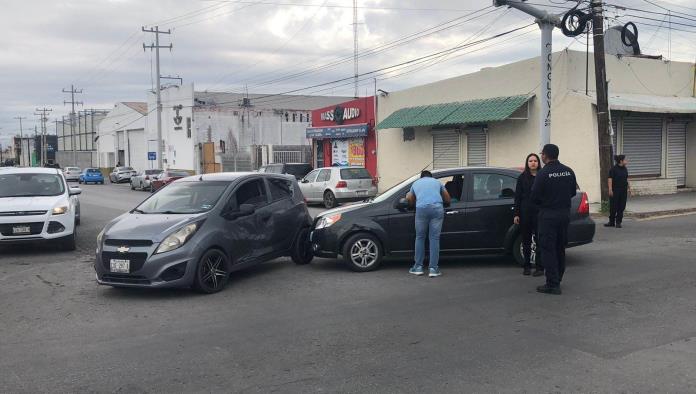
[406,170,451,278]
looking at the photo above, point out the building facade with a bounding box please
[307,96,377,177]
[376,50,696,203]
[56,109,108,168]
[96,102,149,170]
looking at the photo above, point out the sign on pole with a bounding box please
[148,152,156,161]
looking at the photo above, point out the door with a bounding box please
[314,169,332,199]
[223,178,273,263]
[386,172,468,256]
[462,172,517,250]
[667,120,687,186]
[432,130,461,170]
[300,169,320,201]
[265,177,298,252]
[622,115,663,177]
[466,128,487,166]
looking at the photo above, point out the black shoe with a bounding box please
[604,222,615,227]
[616,223,622,228]
[523,267,531,276]
[536,285,561,295]
[532,269,545,277]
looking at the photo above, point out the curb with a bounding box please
[591,208,696,220]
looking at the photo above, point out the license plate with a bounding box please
[356,190,367,196]
[110,259,130,273]
[12,225,31,235]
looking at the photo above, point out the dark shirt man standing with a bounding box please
[530,144,577,295]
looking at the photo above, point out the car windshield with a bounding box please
[122,167,134,171]
[340,168,372,179]
[167,171,190,177]
[0,173,66,197]
[372,173,420,203]
[285,165,310,177]
[135,181,229,214]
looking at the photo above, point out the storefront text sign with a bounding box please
[306,123,369,139]
[320,106,361,124]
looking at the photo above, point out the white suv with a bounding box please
[0,168,82,250]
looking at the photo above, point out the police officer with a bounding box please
[530,144,577,295]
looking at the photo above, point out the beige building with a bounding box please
[376,50,696,203]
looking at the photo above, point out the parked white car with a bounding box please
[109,166,137,183]
[299,166,377,208]
[130,169,163,191]
[0,167,81,250]
[63,166,81,182]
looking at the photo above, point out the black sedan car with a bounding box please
[95,173,314,293]
[309,167,595,271]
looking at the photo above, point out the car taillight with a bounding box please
[371,178,377,186]
[145,176,149,180]
[577,192,589,215]
[336,181,347,188]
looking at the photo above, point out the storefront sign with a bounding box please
[306,123,368,139]
[320,106,361,124]
[331,138,365,167]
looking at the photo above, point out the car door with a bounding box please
[265,177,299,252]
[462,172,517,250]
[314,169,332,199]
[222,178,273,263]
[300,169,320,201]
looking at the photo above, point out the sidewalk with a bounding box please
[590,190,696,218]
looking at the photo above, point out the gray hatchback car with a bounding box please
[95,172,314,293]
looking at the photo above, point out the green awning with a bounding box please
[377,95,532,129]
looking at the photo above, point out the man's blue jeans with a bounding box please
[414,204,445,269]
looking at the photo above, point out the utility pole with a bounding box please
[353,0,359,98]
[34,107,52,166]
[13,116,26,166]
[590,0,613,204]
[63,85,83,167]
[143,25,172,170]
[493,0,560,149]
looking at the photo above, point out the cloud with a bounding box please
[1,0,695,147]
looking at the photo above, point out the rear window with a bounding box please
[123,167,134,171]
[340,168,372,180]
[145,169,162,175]
[86,169,101,174]
[66,167,80,171]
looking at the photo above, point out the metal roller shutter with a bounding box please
[432,130,460,170]
[667,121,687,186]
[466,128,487,166]
[622,115,662,177]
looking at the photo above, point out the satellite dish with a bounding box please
[605,24,641,56]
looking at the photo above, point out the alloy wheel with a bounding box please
[199,252,228,291]
[349,239,378,268]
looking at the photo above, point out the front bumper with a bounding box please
[0,213,75,244]
[309,227,340,258]
[95,240,204,289]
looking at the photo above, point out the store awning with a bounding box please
[377,95,533,129]
[584,92,696,114]
[306,123,369,139]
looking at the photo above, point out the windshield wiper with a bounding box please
[156,210,188,214]
[131,208,148,214]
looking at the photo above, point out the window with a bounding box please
[235,179,268,207]
[299,114,304,122]
[439,174,465,202]
[292,113,297,122]
[340,168,371,180]
[285,113,289,122]
[316,169,331,182]
[220,140,226,153]
[268,178,293,201]
[473,174,516,201]
[303,169,320,183]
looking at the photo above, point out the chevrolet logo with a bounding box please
[117,246,130,253]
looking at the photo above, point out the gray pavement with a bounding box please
[1,183,696,393]
[626,190,696,215]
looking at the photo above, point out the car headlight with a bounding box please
[155,223,199,254]
[315,213,341,229]
[52,206,69,215]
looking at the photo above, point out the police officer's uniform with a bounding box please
[530,159,577,293]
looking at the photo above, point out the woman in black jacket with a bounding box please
[514,153,543,276]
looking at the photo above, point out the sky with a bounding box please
[1,0,695,149]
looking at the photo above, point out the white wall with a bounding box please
[147,84,195,172]
[97,103,147,169]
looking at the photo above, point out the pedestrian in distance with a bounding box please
[531,144,577,295]
[514,153,544,277]
[605,154,631,229]
[407,170,451,278]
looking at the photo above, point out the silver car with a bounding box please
[130,169,163,191]
[109,166,137,183]
[63,167,81,182]
[299,167,377,208]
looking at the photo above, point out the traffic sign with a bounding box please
[148,152,156,160]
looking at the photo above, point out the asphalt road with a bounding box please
[1,183,696,393]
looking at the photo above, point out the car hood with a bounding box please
[104,212,204,242]
[316,202,370,219]
[0,196,65,212]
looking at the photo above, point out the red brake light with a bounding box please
[371,178,377,186]
[577,192,589,215]
[336,181,348,188]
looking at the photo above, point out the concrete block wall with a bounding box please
[630,178,677,196]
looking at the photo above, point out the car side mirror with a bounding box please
[224,203,255,220]
[396,197,409,211]
[301,179,309,183]
[69,187,82,196]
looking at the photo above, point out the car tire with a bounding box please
[100,181,104,185]
[193,249,230,294]
[291,227,313,265]
[61,229,77,251]
[130,182,135,190]
[342,232,383,272]
[323,190,337,209]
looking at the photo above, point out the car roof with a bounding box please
[177,172,295,183]
[0,167,62,175]
[431,166,521,175]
